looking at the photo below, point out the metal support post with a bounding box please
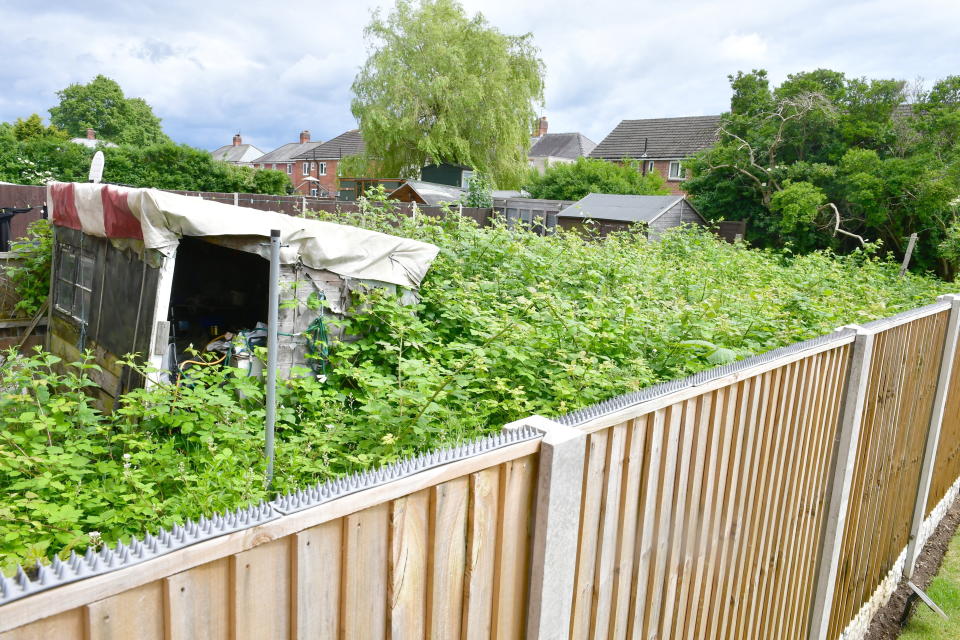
[904,294,960,578]
[265,229,281,489]
[808,325,876,640]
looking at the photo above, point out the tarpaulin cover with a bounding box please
[47,182,439,288]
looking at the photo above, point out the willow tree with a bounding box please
[350,0,545,188]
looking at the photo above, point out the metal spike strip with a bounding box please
[556,327,858,427]
[857,300,951,333]
[0,502,278,607]
[271,424,542,515]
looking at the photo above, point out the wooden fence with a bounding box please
[2,296,960,640]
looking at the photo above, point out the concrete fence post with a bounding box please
[808,325,876,640]
[904,294,960,579]
[504,415,586,640]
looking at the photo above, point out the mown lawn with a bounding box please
[900,529,960,638]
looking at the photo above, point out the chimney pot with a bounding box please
[233,133,242,146]
[299,130,311,143]
[86,128,96,140]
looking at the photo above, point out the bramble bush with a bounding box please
[0,200,953,572]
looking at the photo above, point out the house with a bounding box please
[589,115,721,195]
[389,180,464,206]
[557,193,706,238]
[528,118,596,173]
[211,134,264,166]
[251,131,325,196]
[70,128,117,149]
[44,181,438,404]
[292,129,366,197]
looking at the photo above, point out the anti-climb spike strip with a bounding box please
[270,424,541,517]
[556,327,859,427]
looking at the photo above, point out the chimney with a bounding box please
[232,133,242,146]
[86,128,96,140]
[535,116,548,137]
[299,130,311,144]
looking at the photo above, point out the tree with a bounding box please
[462,172,493,207]
[351,0,545,188]
[12,114,69,142]
[525,157,669,201]
[49,75,171,146]
[686,70,960,278]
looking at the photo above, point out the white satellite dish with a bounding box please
[89,151,105,183]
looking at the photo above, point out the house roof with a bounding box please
[390,180,464,206]
[70,138,117,149]
[590,115,721,161]
[529,132,596,159]
[558,193,700,223]
[252,141,323,164]
[211,144,264,163]
[294,129,366,160]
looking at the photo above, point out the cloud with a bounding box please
[719,33,769,62]
[1,0,958,154]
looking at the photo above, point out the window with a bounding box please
[318,162,327,176]
[286,163,292,174]
[461,170,475,188]
[310,188,318,196]
[647,161,655,173]
[302,162,311,176]
[54,245,95,323]
[668,161,685,180]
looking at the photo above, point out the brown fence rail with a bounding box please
[1,296,960,639]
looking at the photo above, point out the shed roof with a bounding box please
[295,129,366,160]
[558,193,696,223]
[47,182,438,289]
[252,141,323,164]
[590,115,721,160]
[211,144,264,163]
[389,180,465,206]
[528,132,596,159]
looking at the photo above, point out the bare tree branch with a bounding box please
[820,202,866,246]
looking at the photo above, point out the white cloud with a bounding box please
[719,33,769,61]
[1,0,958,153]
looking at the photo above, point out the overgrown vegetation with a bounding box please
[6,220,53,318]
[899,528,960,639]
[525,156,669,201]
[0,204,953,573]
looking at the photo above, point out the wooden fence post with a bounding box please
[504,415,586,640]
[808,325,876,640]
[904,294,960,579]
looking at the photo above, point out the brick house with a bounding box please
[211,134,264,166]
[292,129,366,197]
[250,131,325,196]
[589,115,721,195]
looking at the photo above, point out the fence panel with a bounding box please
[927,335,960,511]
[827,310,949,639]
[0,435,540,639]
[567,342,852,640]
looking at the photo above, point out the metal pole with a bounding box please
[265,229,281,488]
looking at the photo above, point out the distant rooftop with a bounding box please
[558,193,691,223]
[212,144,263,163]
[295,130,366,161]
[590,115,721,161]
[529,132,596,159]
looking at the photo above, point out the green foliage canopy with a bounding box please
[685,70,960,278]
[49,75,171,146]
[0,207,952,571]
[525,157,670,200]
[350,0,545,188]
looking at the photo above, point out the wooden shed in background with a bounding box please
[557,193,707,238]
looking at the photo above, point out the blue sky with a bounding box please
[1,0,958,154]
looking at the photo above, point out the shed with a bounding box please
[46,182,438,403]
[557,193,706,238]
[388,180,465,206]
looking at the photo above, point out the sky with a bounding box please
[1,0,958,154]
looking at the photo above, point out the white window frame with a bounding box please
[303,162,311,176]
[647,160,655,173]
[310,188,318,196]
[318,162,327,176]
[461,170,475,188]
[286,163,292,174]
[668,160,685,180]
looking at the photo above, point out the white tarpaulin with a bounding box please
[48,182,439,288]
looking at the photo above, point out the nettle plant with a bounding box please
[0,205,952,572]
